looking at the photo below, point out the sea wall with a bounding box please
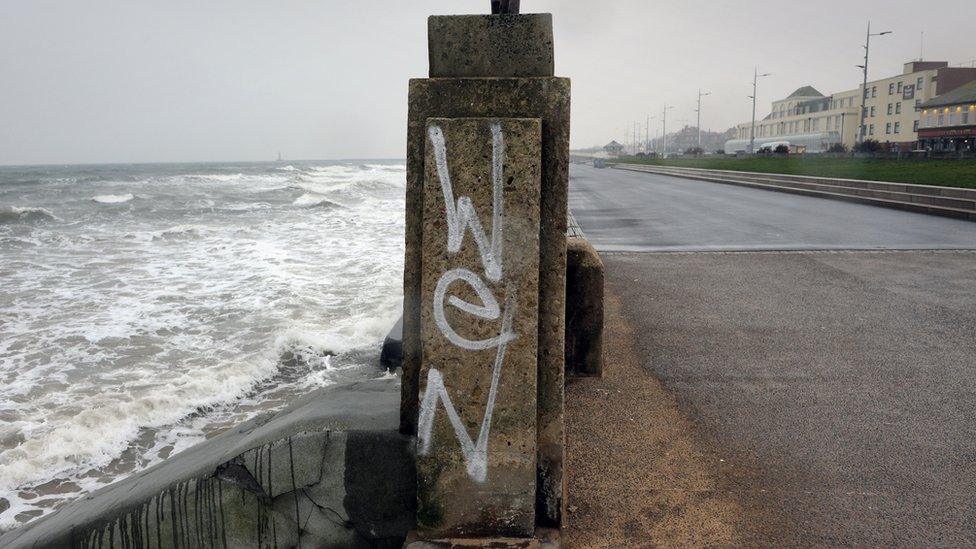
[0,379,415,549]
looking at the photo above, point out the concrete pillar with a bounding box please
[402,12,571,539]
[417,117,541,537]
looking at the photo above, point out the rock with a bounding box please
[380,316,404,371]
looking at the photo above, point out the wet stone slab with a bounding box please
[417,117,542,538]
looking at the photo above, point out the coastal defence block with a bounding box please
[402,13,570,530]
[428,14,554,78]
[565,237,604,377]
[417,117,541,537]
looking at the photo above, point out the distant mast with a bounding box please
[277,151,282,162]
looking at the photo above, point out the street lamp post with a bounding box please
[749,68,772,154]
[696,89,711,149]
[856,22,893,145]
[662,104,675,156]
[633,121,638,155]
[645,115,657,153]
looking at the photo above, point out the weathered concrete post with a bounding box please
[401,10,570,542]
[418,117,542,537]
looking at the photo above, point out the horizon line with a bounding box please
[0,157,408,169]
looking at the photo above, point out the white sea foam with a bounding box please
[292,193,344,208]
[148,224,212,241]
[0,353,279,492]
[92,193,134,204]
[184,173,244,183]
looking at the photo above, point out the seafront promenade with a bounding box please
[565,164,976,546]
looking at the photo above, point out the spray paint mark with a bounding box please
[418,122,517,483]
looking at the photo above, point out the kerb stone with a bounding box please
[417,117,541,538]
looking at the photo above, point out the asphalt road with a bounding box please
[569,165,976,252]
[568,165,976,545]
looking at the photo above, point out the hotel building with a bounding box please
[917,80,976,151]
[726,61,976,153]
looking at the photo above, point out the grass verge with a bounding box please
[608,156,976,189]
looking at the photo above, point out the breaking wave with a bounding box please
[0,160,406,532]
[0,206,58,224]
[292,193,344,208]
[92,194,134,204]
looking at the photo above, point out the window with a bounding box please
[917,77,924,91]
[887,104,893,115]
[914,120,919,132]
[965,110,971,125]
[869,124,875,135]
[870,106,876,117]
[864,88,870,99]
[885,123,892,134]
[915,99,921,107]
[889,83,895,95]
[897,82,903,93]
[895,103,901,115]
[894,122,900,134]
[938,113,944,125]
[872,86,878,98]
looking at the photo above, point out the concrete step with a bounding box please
[619,164,976,201]
[613,164,976,221]
[645,169,976,210]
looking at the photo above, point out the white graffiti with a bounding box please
[418,122,516,483]
[427,124,505,283]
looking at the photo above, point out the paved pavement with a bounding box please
[567,165,976,545]
[569,165,976,252]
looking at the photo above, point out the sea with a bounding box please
[0,160,406,532]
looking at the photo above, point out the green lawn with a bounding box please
[607,156,976,189]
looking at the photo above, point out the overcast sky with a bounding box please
[1,0,973,165]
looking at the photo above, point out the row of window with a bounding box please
[742,113,850,138]
[919,106,976,128]
[739,105,975,139]
[864,76,926,99]
[830,97,857,110]
[773,97,859,119]
[861,122,904,136]
[863,99,923,118]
